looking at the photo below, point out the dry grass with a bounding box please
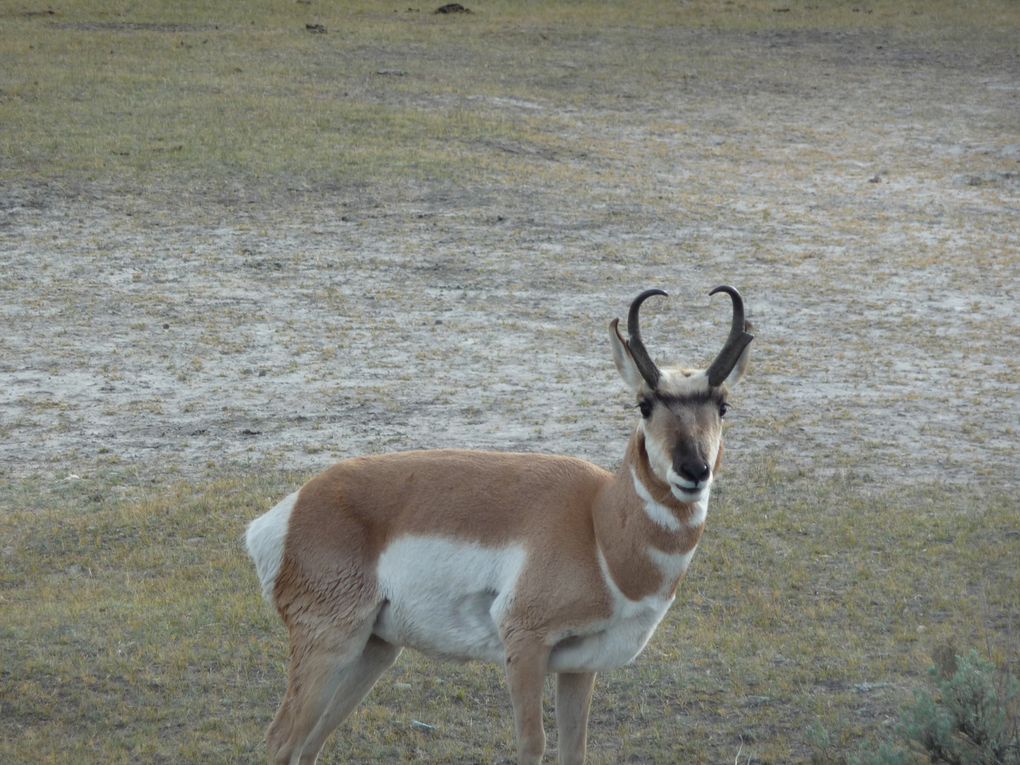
[1,463,1017,763]
[4,0,1017,192]
[2,0,1019,762]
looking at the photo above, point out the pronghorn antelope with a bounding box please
[246,287,753,765]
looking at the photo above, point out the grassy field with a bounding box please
[2,463,1017,763]
[2,1,1019,763]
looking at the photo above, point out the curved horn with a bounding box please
[705,285,754,387]
[626,288,668,389]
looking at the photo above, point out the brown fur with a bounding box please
[593,432,706,602]
[254,295,750,764]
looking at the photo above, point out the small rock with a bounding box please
[435,3,470,13]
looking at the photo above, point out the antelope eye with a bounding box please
[639,398,654,418]
[719,402,731,418]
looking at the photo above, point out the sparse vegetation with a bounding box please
[1,463,1017,763]
[2,0,1018,763]
[812,646,1020,765]
[888,649,1020,765]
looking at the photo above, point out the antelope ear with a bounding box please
[610,318,647,394]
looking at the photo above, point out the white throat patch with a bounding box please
[630,466,681,532]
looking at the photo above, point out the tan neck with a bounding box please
[593,429,706,602]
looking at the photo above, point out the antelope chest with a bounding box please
[547,541,698,672]
[548,560,680,673]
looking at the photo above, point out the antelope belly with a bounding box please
[373,536,527,662]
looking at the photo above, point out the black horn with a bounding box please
[705,285,754,387]
[626,288,668,389]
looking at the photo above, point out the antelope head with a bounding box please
[610,286,754,503]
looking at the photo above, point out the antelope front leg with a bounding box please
[555,671,596,765]
[504,637,550,765]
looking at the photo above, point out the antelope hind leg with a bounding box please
[267,618,380,765]
[293,635,402,764]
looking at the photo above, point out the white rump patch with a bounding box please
[245,490,298,604]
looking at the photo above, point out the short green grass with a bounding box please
[1,461,1016,763]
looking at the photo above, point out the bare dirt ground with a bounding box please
[2,18,1018,499]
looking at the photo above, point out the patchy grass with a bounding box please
[3,0,1016,194]
[1,463,1016,764]
[2,0,1018,762]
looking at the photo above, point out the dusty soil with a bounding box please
[2,22,1018,495]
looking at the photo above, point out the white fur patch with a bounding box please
[657,368,711,397]
[245,490,298,604]
[547,549,676,671]
[640,420,674,483]
[647,545,696,582]
[631,466,681,531]
[687,496,708,527]
[373,536,527,663]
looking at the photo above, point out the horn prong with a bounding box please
[705,285,754,387]
[626,289,668,390]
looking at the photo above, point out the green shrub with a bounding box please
[854,648,1020,765]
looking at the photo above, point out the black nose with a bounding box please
[680,460,711,484]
